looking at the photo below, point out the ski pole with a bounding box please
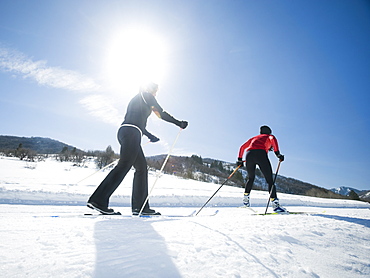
[264,160,282,215]
[138,128,183,216]
[195,164,242,216]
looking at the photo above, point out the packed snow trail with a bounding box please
[1,205,369,278]
[1,157,370,277]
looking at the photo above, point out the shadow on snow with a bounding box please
[93,218,181,278]
[316,214,370,228]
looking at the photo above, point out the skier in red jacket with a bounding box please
[237,125,287,213]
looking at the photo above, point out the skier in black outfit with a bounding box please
[87,82,188,215]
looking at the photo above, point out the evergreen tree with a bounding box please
[191,155,203,165]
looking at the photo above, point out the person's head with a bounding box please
[260,125,272,135]
[140,82,159,96]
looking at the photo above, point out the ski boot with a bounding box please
[243,193,250,207]
[271,198,288,213]
[132,208,161,216]
[87,201,121,215]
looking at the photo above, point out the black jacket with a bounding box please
[122,92,181,139]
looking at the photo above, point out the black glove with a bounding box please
[277,154,284,162]
[148,134,160,143]
[236,158,244,167]
[179,121,188,129]
[274,151,284,162]
[151,136,160,143]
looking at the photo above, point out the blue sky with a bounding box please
[1,0,369,191]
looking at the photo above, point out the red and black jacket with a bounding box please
[238,134,280,159]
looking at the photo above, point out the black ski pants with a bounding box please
[244,149,277,199]
[88,125,150,210]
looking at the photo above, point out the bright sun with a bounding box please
[103,27,168,94]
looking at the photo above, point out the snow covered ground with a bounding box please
[1,156,369,278]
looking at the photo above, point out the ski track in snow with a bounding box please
[0,156,370,277]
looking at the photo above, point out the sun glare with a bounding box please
[103,27,168,95]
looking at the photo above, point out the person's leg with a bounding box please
[244,151,257,194]
[131,147,149,211]
[242,151,258,206]
[256,150,277,199]
[256,150,286,212]
[88,126,141,207]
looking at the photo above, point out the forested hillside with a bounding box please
[0,135,77,154]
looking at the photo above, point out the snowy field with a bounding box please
[0,156,369,278]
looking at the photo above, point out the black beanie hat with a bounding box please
[260,125,272,135]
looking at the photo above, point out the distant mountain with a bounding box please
[330,186,362,196]
[0,135,80,154]
[330,186,370,202]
